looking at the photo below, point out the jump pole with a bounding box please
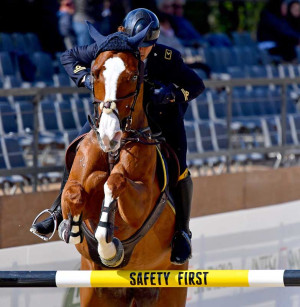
[1,270,300,288]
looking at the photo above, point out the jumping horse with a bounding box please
[59,23,188,306]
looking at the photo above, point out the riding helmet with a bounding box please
[122,8,160,47]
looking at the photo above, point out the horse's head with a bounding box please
[87,22,150,153]
[92,51,140,152]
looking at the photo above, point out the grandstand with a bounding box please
[0,30,300,194]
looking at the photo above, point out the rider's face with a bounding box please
[139,45,154,61]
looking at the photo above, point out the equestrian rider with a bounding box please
[31,8,205,265]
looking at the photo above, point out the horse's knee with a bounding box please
[106,173,126,198]
[62,180,88,218]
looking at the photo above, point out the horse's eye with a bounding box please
[132,75,138,81]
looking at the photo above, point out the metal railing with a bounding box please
[0,77,299,189]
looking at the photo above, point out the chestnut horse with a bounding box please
[59,28,188,307]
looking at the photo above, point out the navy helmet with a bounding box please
[122,8,160,47]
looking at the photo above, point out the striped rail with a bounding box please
[1,270,300,287]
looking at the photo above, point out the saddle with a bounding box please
[65,133,88,172]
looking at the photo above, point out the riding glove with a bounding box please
[83,74,93,91]
[152,84,176,105]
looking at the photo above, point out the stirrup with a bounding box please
[30,209,58,242]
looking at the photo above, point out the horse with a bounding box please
[59,25,188,307]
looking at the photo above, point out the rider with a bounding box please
[31,8,205,265]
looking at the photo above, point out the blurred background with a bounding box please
[1,1,300,306]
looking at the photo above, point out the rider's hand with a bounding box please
[82,74,93,91]
[152,84,176,105]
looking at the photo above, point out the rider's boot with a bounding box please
[170,172,193,265]
[30,167,69,239]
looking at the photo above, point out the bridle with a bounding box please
[88,59,144,133]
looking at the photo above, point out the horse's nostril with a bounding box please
[113,131,122,143]
[110,139,118,148]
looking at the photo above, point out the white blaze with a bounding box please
[97,57,125,152]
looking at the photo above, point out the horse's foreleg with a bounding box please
[59,180,88,244]
[95,180,124,267]
[95,172,156,267]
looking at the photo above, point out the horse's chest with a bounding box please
[95,287,160,306]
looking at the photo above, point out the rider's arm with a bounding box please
[60,42,99,87]
[169,50,205,104]
[150,44,205,104]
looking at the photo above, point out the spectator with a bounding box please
[286,0,300,31]
[156,12,184,53]
[157,0,204,47]
[57,0,77,49]
[72,0,102,46]
[157,12,211,78]
[97,0,127,35]
[257,0,300,61]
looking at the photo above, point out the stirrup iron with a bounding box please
[30,209,58,241]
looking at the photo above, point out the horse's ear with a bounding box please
[127,22,153,48]
[86,21,106,44]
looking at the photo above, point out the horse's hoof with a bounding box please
[58,218,83,244]
[100,237,124,267]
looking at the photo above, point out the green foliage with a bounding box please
[185,0,266,37]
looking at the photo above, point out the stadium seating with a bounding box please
[0,28,299,178]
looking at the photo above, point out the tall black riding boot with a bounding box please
[30,167,69,240]
[170,174,193,265]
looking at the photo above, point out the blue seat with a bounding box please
[12,33,29,54]
[0,33,15,53]
[213,122,248,163]
[213,122,228,150]
[204,33,232,47]
[237,90,256,117]
[184,101,195,121]
[4,136,27,168]
[53,73,74,101]
[219,47,235,69]
[184,121,199,154]
[206,47,224,72]
[290,114,300,144]
[198,122,214,151]
[232,31,256,47]
[25,33,42,53]
[246,65,267,78]
[31,52,54,85]
[0,52,17,78]
[0,104,18,135]
[71,99,88,128]
[0,136,27,194]
[227,66,246,78]
[55,100,79,132]
[232,46,258,67]
[184,121,203,168]
[39,99,64,145]
[265,117,280,146]
[196,101,210,121]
